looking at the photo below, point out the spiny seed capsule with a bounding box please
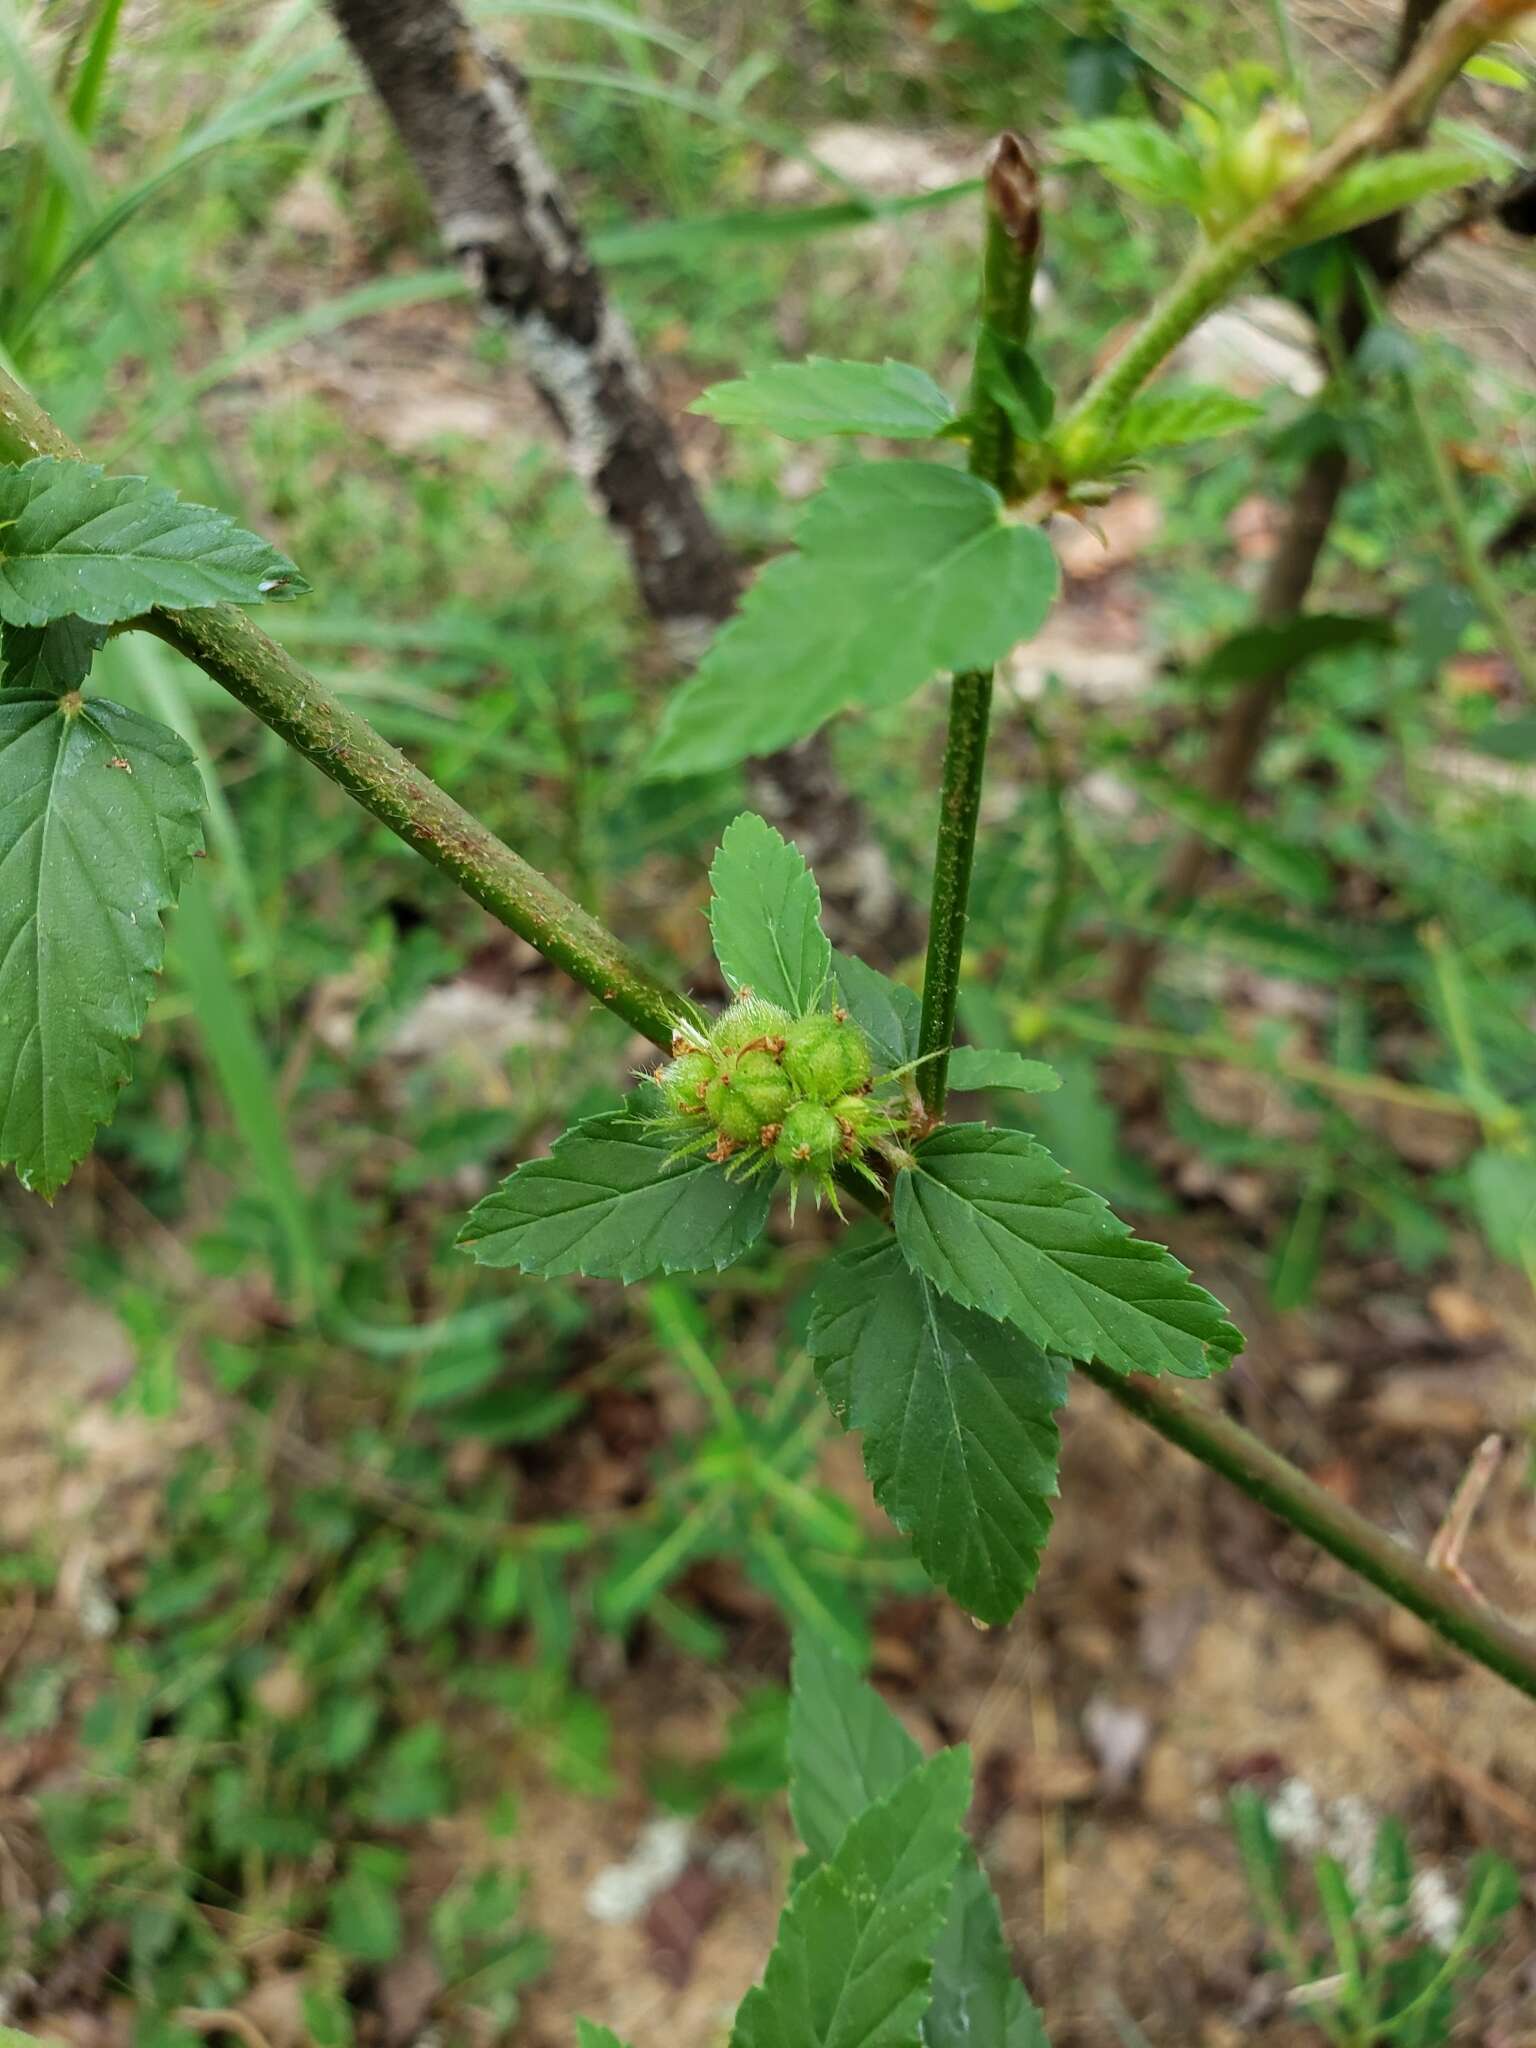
[773,1100,843,1175]
[660,1048,718,1114]
[781,1012,872,1104]
[714,997,793,1057]
[705,1048,794,1143]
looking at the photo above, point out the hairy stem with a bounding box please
[0,367,693,1050]
[1078,1359,1536,1702]
[917,135,1040,1114]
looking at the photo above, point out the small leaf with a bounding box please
[693,359,957,440]
[1098,387,1263,468]
[0,693,205,1196]
[1193,610,1394,687]
[948,1048,1061,1094]
[0,457,309,629]
[809,1240,1066,1623]
[1285,147,1483,249]
[894,1125,1244,1377]
[731,1750,971,2048]
[576,2026,635,2048]
[1055,118,1205,208]
[974,328,1055,437]
[833,951,921,1073]
[789,1632,921,1866]
[926,1853,1051,2048]
[646,462,1059,778]
[458,1113,772,1280]
[709,811,832,1014]
[0,616,108,693]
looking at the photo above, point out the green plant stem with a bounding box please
[917,134,1040,1115]
[1054,0,1529,462]
[1077,1357,1536,1702]
[0,365,693,1051]
[1402,367,1536,695]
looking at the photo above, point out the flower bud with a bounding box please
[660,1048,718,1115]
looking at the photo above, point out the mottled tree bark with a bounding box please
[328,0,918,955]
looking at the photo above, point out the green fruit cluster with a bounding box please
[651,996,902,1207]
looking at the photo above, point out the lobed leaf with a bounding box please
[893,1125,1244,1377]
[948,1047,1061,1095]
[809,1240,1067,1623]
[693,358,957,440]
[731,1749,971,2048]
[457,1112,772,1281]
[709,811,832,1014]
[646,462,1059,778]
[0,616,108,693]
[0,693,205,1197]
[1098,387,1264,468]
[0,457,309,629]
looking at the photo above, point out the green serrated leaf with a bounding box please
[789,1632,922,1867]
[693,359,957,440]
[709,812,832,1014]
[1099,387,1264,468]
[894,1125,1244,1377]
[833,952,921,1073]
[457,1112,772,1280]
[1192,610,1394,688]
[786,1639,1048,2044]
[809,1240,1066,1623]
[1056,118,1205,208]
[0,693,205,1197]
[646,463,1059,778]
[0,457,309,628]
[1285,147,1482,249]
[732,1749,971,2048]
[1,615,108,692]
[575,2025,634,2048]
[948,1048,1061,1094]
[926,1853,1051,2048]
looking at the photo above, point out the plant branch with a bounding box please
[1054,0,1530,463]
[0,366,693,1051]
[1107,0,1473,1018]
[1077,1357,1536,1702]
[917,135,1040,1115]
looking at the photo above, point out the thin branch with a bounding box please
[917,134,1040,1116]
[1077,1359,1536,1703]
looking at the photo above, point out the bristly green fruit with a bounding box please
[782,1011,873,1103]
[647,1000,905,1212]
